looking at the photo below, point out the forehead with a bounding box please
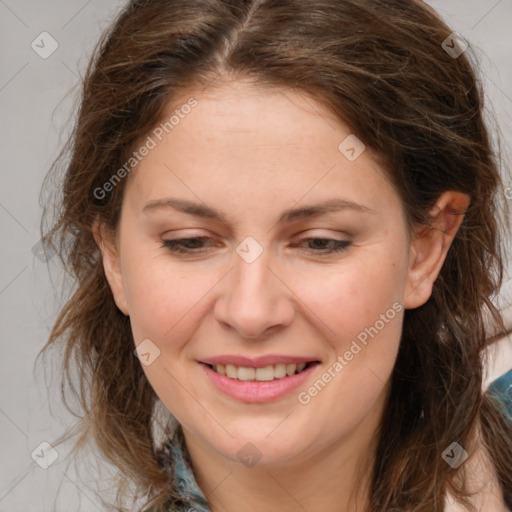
[123,80,401,222]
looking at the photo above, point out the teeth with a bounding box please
[238,367,255,381]
[286,363,297,376]
[274,363,287,379]
[226,364,237,379]
[212,362,310,381]
[255,366,274,381]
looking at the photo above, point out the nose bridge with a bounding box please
[234,246,271,298]
[214,239,293,338]
[232,235,273,295]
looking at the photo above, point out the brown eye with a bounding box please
[161,236,214,254]
[295,238,351,253]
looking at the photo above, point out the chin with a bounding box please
[207,426,315,468]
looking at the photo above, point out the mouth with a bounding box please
[198,355,322,402]
[201,361,320,382]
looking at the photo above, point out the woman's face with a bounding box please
[101,79,417,467]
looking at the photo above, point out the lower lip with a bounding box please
[199,362,320,403]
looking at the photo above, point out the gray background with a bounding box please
[1,1,511,510]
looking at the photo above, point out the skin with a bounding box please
[95,78,479,511]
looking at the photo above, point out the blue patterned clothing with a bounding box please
[487,369,512,422]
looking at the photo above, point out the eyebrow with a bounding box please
[142,197,376,225]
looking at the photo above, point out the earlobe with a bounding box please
[404,191,470,310]
[92,221,130,315]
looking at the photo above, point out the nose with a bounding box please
[213,245,295,340]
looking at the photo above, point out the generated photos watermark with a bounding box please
[297,301,403,405]
[93,97,198,201]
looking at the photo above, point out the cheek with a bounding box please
[121,247,221,345]
[291,252,406,350]
[291,255,405,431]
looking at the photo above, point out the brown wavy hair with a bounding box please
[40,0,512,510]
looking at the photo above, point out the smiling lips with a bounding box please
[199,357,320,403]
[198,354,320,403]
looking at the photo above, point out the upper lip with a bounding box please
[199,355,319,368]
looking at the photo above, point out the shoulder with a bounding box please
[445,370,512,512]
[444,425,508,512]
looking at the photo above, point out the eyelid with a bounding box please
[290,228,353,245]
[161,228,211,237]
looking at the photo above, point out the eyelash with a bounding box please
[161,236,352,255]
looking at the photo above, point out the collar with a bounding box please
[162,428,211,512]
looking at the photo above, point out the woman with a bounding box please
[40,0,512,510]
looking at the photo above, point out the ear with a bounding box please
[404,191,470,310]
[92,220,130,315]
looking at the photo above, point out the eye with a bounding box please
[161,236,352,255]
[293,237,352,254]
[161,236,215,254]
